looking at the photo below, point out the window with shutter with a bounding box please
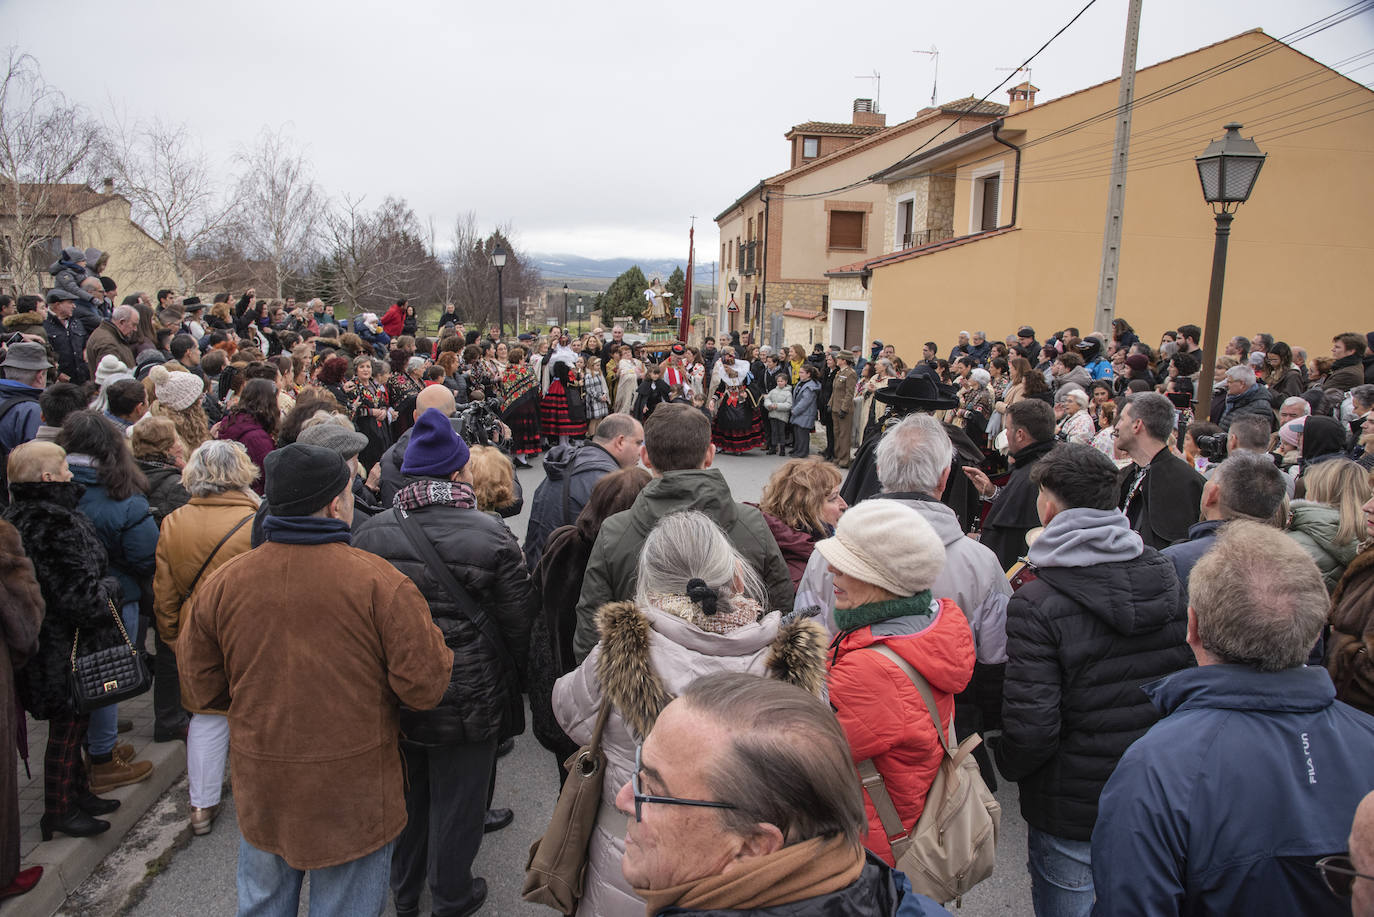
[828,211,864,250]
[979,175,1000,231]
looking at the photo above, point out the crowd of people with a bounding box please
[0,261,1372,917]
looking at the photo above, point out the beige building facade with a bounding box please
[715,97,1006,348]
[0,182,180,299]
[826,31,1374,361]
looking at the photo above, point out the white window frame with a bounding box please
[967,165,1004,235]
[894,194,917,250]
[830,300,868,351]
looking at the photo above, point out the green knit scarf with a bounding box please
[833,590,934,634]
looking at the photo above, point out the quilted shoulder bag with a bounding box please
[69,599,153,712]
[857,643,1001,905]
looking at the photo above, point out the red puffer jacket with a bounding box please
[828,598,976,865]
[379,302,406,337]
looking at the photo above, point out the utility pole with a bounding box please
[1093,0,1144,334]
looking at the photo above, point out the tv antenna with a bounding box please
[997,65,1034,93]
[913,47,940,107]
[853,70,881,112]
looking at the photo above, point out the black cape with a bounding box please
[840,410,983,532]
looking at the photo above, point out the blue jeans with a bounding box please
[237,837,394,917]
[1027,826,1093,917]
[87,601,141,756]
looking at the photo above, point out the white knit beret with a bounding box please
[814,500,945,597]
[149,365,205,411]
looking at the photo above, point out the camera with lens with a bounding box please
[1194,433,1227,462]
[453,396,505,448]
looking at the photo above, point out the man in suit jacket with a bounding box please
[1115,392,1206,550]
[829,351,858,468]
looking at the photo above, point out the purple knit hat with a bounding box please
[402,408,470,477]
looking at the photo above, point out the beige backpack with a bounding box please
[856,644,1001,904]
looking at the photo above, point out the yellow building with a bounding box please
[714,97,1006,347]
[0,181,180,298]
[826,30,1374,360]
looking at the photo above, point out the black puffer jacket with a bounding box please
[994,528,1192,841]
[3,481,120,719]
[1218,383,1276,434]
[352,489,535,746]
[137,457,190,526]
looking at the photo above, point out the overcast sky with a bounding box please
[5,0,1370,261]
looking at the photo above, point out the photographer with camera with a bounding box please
[377,385,516,508]
[1197,413,1296,499]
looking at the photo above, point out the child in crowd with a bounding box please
[762,372,793,455]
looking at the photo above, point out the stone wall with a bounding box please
[766,279,827,313]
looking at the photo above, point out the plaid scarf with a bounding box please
[393,479,477,512]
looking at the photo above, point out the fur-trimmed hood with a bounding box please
[593,600,828,739]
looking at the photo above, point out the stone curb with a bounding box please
[8,740,187,917]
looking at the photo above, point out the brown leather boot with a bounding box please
[89,756,154,794]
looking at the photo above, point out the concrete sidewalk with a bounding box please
[8,691,186,917]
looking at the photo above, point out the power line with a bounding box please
[770,0,1103,201]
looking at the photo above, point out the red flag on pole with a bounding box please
[678,225,694,343]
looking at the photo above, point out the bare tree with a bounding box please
[446,212,541,329]
[320,195,439,318]
[100,112,240,293]
[0,49,102,294]
[235,126,324,298]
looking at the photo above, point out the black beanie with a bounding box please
[265,444,351,517]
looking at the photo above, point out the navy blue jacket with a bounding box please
[68,463,159,606]
[1159,519,1224,589]
[1091,665,1374,916]
[0,379,43,451]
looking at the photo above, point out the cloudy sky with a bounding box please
[6,0,1370,260]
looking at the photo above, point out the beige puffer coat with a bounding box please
[552,598,827,917]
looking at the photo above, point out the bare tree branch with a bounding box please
[99,111,241,292]
[0,48,102,294]
[234,126,324,297]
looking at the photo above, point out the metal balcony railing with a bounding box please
[901,227,955,250]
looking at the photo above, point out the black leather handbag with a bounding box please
[69,600,153,712]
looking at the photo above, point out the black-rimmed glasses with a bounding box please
[1316,854,1373,897]
[631,744,737,823]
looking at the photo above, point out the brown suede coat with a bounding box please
[179,540,453,869]
[0,519,44,887]
[1329,545,1374,717]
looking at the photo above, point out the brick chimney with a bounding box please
[852,98,886,128]
[101,177,114,194]
[1007,82,1039,114]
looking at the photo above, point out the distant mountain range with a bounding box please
[532,253,717,285]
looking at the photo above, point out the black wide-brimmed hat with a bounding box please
[875,365,960,411]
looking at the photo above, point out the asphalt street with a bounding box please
[107,449,1033,916]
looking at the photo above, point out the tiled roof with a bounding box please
[938,97,1010,116]
[786,121,886,137]
[0,183,112,217]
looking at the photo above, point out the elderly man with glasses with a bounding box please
[615,673,951,916]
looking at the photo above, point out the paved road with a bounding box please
[115,450,1033,915]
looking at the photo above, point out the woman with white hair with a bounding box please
[151,439,260,837]
[1057,388,1096,445]
[955,366,995,450]
[551,511,828,917]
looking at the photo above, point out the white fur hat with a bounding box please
[814,500,945,597]
[94,354,131,390]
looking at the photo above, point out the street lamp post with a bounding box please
[562,283,570,331]
[577,295,584,335]
[726,277,739,334]
[491,244,507,337]
[1193,123,1265,421]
